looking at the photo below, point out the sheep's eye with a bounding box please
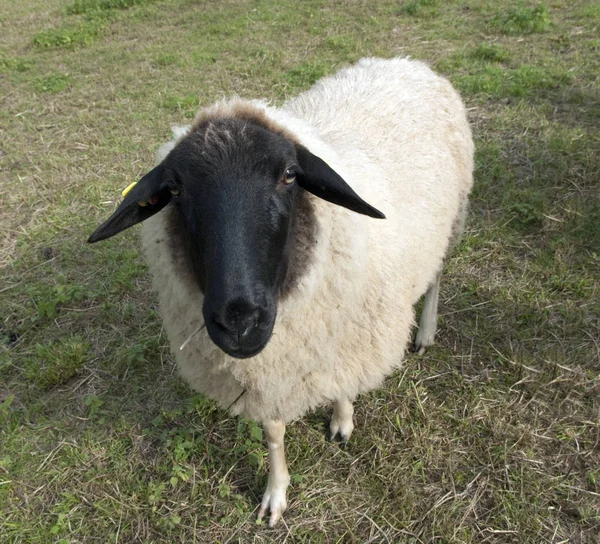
[169,187,180,197]
[283,167,297,185]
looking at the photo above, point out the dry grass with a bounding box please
[1,0,599,542]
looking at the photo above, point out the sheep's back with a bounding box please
[286,56,474,305]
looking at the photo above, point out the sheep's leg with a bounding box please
[414,270,442,355]
[258,420,289,528]
[414,199,468,355]
[330,397,354,442]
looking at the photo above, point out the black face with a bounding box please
[87,113,384,360]
[165,120,300,358]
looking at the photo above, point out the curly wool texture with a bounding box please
[141,57,474,423]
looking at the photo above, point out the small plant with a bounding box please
[456,64,571,99]
[32,21,105,49]
[33,73,72,93]
[284,61,328,89]
[24,337,90,389]
[50,513,68,536]
[160,94,200,116]
[509,201,543,229]
[67,0,157,15]
[401,0,439,18]
[32,284,87,319]
[83,394,104,417]
[491,4,552,35]
[471,43,510,63]
[0,56,34,73]
[154,53,179,67]
[235,418,266,469]
[0,395,16,426]
[162,428,198,486]
[324,35,352,54]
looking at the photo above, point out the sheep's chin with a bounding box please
[219,337,271,360]
[206,321,275,360]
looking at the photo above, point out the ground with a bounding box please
[1,0,599,542]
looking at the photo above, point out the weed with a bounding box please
[83,393,105,416]
[284,61,328,89]
[33,73,73,93]
[491,4,552,35]
[23,337,90,390]
[323,35,353,54]
[471,42,510,62]
[32,20,106,49]
[67,0,157,15]
[154,53,179,67]
[0,56,35,73]
[160,94,200,116]
[30,284,87,319]
[401,0,439,18]
[508,200,543,230]
[456,63,572,99]
[0,396,16,426]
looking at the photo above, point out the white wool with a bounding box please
[141,57,474,423]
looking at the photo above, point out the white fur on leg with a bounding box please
[257,420,290,528]
[414,271,441,355]
[330,397,355,441]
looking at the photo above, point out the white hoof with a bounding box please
[257,479,289,528]
[414,326,435,355]
[330,411,354,442]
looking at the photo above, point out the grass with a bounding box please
[32,73,73,93]
[490,4,553,35]
[67,0,157,15]
[401,0,440,18]
[1,0,599,542]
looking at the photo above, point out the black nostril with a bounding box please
[212,313,229,333]
[239,309,259,338]
[212,302,261,339]
[237,308,259,338]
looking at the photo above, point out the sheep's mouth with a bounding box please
[224,342,269,359]
[206,315,275,360]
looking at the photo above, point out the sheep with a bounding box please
[88,57,474,527]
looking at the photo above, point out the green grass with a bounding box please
[455,63,572,99]
[284,61,329,88]
[67,0,157,15]
[32,73,73,93]
[32,19,108,49]
[490,3,553,35]
[1,0,600,542]
[470,42,510,62]
[401,0,440,18]
[24,337,91,389]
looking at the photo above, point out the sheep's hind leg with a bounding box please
[330,397,354,442]
[258,420,290,528]
[414,270,442,355]
[415,198,468,355]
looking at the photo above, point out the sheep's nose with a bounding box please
[203,293,275,358]
[213,300,261,340]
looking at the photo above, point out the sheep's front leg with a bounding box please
[414,270,442,355]
[258,420,289,527]
[330,397,354,442]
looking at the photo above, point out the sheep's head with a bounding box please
[89,114,384,359]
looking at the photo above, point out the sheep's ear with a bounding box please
[295,146,385,219]
[87,164,172,243]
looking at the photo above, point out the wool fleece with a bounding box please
[140,57,474,423]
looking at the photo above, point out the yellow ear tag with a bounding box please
[122,181,137,198]
[122,181,148,206]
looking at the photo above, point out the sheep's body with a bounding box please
[141,57,473,424]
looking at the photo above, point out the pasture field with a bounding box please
[1,0,599,542]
